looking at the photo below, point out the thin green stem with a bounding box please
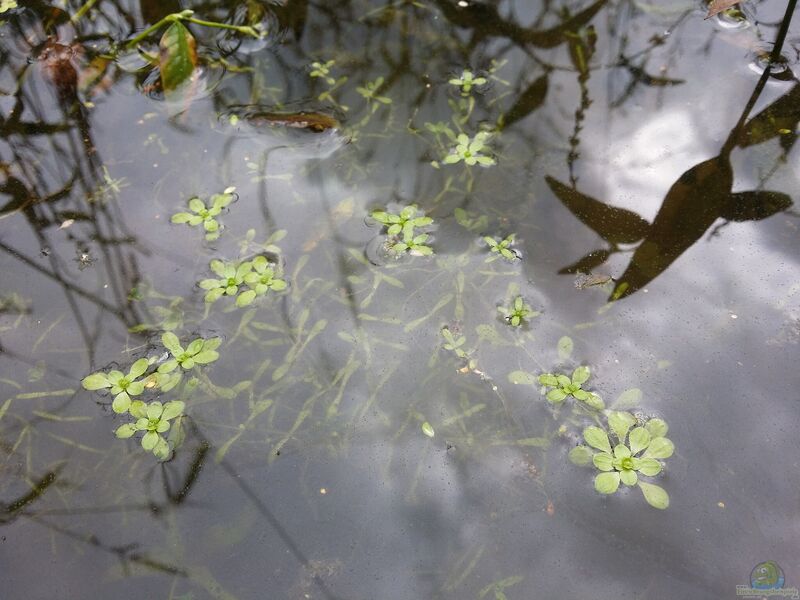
[122,10,193,50]
[120,10,262,52]
[71,0,102,23]
[183,17,262,38]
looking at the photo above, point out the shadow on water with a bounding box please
[546,0,798,301]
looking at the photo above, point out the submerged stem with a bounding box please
[183,17,262,38]
[71,0,102,23]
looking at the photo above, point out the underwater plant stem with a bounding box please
[122,10,262,50]
[71,0,102,23]
[182,16,262,38]
[122,10,194,49]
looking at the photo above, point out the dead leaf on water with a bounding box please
[706,0,743,19]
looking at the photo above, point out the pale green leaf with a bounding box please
[153,438,171,461]
[613,387,642,409]
[613,444,631,459]
[141,430,159,451]
[128,358,149,379]
[592,452,613,471]
[557,336,574,360]
[112,392,131,414]
[508,370,537,386]
[115,424,137,438]
[171,212,193,224]
[571,365,590,385]
[129,401,147,419]
[82,372,111,390]
[645,418,668,438]
[126,381,145,396]
[639,481,669,509]
[421,422,435,438]
[193,350,219,364]
[583,426,612,454]
[202,338,222,352]
[637,458,662,477]
[595,472,620,494]
[629,427,651,455]
[236,290,257,307]
[581,393,605,411]
[538,374,559,386]
[146,402,162,420]
[161,400,185,420]
[162,332,183,355]
[642,437,674,459]
[608,411,637,443]
[185,338,204,356]
[568,445,593,466]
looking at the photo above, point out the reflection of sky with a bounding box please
[1,3,799,600]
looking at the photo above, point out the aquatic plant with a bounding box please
[309,60,337,85]
[82,332,220,415]
[82,358,150,413]
[200,255,287,307]
[449,69,487,96]
[356,76,392,110]
[115,400,185,460]
[499,295,539,327]
[484,234,519,262]
[158,332,221,373]
[454,208,488,233]
[441,326,467,359]
[569,412,674,509]
[238,256,288,306]
[199,259,253,305]
[171,187,235,241]
[440,326,481,374]
[443,132,496,166]
[309,59,348,109]
[371,205,432,239]
[391,232,433,256]
[371,205,435,257]
[538,367,604,410]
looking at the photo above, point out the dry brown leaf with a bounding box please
[706,0,743,19]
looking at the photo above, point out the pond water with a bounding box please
[1,1,799,598]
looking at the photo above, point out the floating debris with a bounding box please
[574,273,613,289]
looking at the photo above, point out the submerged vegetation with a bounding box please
[484,234,519,262]
[537,366,604,410]
[371,205,436,257]
[171,187,236,241]
[81,332,221,458]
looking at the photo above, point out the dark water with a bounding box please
[1,1,799,598]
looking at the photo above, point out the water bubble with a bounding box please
[747,44,795,81]
[709,2,753,30]
[364,235,392,266]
